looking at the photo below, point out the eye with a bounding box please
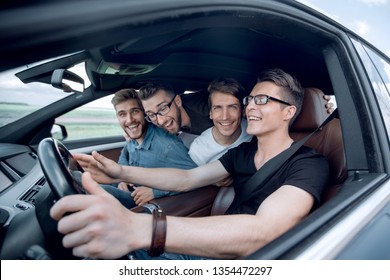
[146,112,155,117]
[159,105,169,112]
[229,104,240,110]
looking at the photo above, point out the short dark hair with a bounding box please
[111,88,143,108]
[257,68,304,123]
[138,81,175,101]
[207,77,246,108]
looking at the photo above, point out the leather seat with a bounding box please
[210,88,346,215]
[290,88,346,203]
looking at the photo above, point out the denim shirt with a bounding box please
[118,124,197,198]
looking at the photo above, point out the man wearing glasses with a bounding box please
[102,88,197,208]
[138,79,333,147]
[138,81,213,138]
[55,68,329,260]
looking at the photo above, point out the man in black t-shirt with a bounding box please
[51,68,329,260]
[137,80,333,137]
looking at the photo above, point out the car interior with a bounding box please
[1,1,389,260]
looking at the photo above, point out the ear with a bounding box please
[284,105,297,121]
[174,95,182,107]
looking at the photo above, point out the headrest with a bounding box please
[290,88,329,132]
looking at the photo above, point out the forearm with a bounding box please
[119,161,227,193]
[120,166,196,192]
[164,215,269,259]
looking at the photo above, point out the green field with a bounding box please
[1,103,123,140]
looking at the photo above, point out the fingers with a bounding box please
[73,153,95,169]
[91,151,112,167]
[50,172,106,221]
[118,182,131,192]
[131,187,153,206]
[81,172,107,196]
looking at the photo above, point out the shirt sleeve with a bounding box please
[284,153,329,205]
[117,145,129,166]
[163,138,197,170]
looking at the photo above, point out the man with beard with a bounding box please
[102,89,196,208]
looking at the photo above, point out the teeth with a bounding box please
[248,116,261,121]
[165,120,173,127]
[128,124,139,130]
[220,122,233,126]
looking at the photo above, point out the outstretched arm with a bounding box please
[51,172,314,259]
[74,151,229,192]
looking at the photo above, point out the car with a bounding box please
[0,0,389,260]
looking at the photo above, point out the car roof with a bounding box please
[2,0,380,96]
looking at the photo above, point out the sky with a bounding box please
[297,0,390,56]
[0,0,389,109]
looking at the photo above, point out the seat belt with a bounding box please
[226,109,338,213]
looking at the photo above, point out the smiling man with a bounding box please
[189,77,253,166]
[57,69,329,260]
[102,88,196,207]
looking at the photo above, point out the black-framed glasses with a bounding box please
[145,95,176,122]
[243,94,291,106]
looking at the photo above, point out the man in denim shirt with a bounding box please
[102,89,197,208]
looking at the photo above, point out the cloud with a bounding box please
[352,20,371,36]
[360,0,388,6]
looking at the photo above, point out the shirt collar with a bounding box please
[134,123,154,150]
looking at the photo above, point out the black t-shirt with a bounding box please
[180,90,213,135]
[219,140,329,215]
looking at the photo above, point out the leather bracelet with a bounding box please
[148,207,167,257]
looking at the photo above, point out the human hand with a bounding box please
[131,186,154,206]
[73,152,122,184]
[50,172,151,259]
[214,176,234,187]
[118,182,132,192]
[323,94,335,114]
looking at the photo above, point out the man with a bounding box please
[51,68,329,260]
[138,80,334,141]
[103,88,197,207]
[189,77,252,166]
[138,82,212,136]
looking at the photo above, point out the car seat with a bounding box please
[210,88,347,215]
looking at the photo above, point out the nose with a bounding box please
[221,108,229,120]
[246,97,256,109]
[245,98,256,115]
[127,113,135,123]
[155,113,168,126]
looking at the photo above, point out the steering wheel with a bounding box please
[37,137,85,199]
[0,138,85,259]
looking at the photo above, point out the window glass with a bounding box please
[0,60,89,128]
[352,38,390,141]
[55,95,123,140]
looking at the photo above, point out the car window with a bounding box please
[352,38,390,141]
[0,61,88,128]
[55,95,123,141]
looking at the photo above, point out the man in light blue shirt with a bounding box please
[102,89,197,208]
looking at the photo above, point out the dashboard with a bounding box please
[0,143,45,227]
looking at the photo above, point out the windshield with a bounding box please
[0,62,88,128]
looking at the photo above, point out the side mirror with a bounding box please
[51,69,85,93]
[51,124,68,141]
